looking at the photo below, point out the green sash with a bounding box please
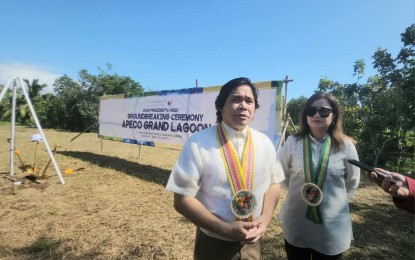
[303,135,331,224]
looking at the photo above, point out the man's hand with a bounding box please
[240,215,269,244]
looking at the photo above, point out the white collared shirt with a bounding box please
[166,123,284,240]
[309,133,327,172]
[278,135,360,255]
[222,123,248,162]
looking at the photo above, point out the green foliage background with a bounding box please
[286,24,414,173]
[0,26,413,173]
[0,64,143,132]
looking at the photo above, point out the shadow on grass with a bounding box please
[56,150,414,259]
[260,183,414,259]
[59,151,171,186]
[261,235,286,260]
[2,236,69,260]
[260,204,414,259]
[346,198,415,259]
[2,235,165,260]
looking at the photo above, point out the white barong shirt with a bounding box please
[166,123,284,240]
[278,135,360,255]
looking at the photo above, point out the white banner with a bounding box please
[99,88,277,145]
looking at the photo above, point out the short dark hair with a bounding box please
[214,77,260,123]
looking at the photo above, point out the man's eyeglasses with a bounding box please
[305,107,333,118]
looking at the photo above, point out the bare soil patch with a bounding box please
[0,124,413,259]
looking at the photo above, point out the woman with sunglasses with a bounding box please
[278,92,360,260]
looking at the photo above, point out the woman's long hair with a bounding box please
[294,92,355,151]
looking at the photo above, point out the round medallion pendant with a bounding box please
[230,190,257,220]
[301,183,323,206]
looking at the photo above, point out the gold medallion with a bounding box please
[301,183,323,206]
[230,190,257,220]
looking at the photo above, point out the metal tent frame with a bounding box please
[0,77,65,184]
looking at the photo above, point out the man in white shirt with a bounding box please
[166,77,284,259]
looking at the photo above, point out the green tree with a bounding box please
[41,75,81,130]
[361,24,415,170]
[353,59,366,82]
[287,96,308,125]
[16,79,47,125]
[0,84,11,121]
[317,77,361,140]
[44,64,144,132]
[0,79,47,126]
[318,24,414,171]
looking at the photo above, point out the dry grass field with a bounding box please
[0,123,413,260]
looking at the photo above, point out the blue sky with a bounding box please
[1,0,413,100]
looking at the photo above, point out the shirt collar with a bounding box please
[222,122,248,139]
[308,133,327,143]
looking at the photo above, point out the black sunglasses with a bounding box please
[305,107,333,118]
